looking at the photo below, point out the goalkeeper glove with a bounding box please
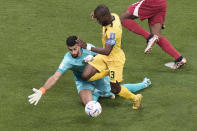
[28,88,46,105]
[83,55,94,63]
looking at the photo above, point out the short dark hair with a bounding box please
[66,36,77,46]
[94,5,110,18]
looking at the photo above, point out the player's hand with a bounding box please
[28,88,43,105]
[76,38,87,49]
[83,55,94,63]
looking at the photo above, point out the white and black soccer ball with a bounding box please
[85,101,102,117]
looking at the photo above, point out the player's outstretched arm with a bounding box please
[28,72,62,105]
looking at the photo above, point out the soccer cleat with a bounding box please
[144,35,159,54]
[164,62,175,68]
[162,24,165,30]
[142,77,151,88]
[132,94,143,110]
[171,57,187,69]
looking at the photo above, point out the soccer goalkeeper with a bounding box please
[28,36,151,106]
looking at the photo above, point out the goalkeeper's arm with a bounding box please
[28,72,62,105]
[42,72,62,91]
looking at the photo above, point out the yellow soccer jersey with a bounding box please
[102,13,124,58]
[89,13,125,82]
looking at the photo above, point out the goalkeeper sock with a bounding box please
[118,86,136,100]
[89,70,109,81]
[92,89,101,101]
[92,95,99,101]
[122,83,146,93]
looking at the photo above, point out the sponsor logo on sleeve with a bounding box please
[59,63,64,69]
[110,33,116,39]
[106,33,116,45]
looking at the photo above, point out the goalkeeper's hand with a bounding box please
[83,55,94,63]
[28,88,46,105]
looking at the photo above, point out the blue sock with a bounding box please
[122,82,146,93]
[92,89,101,101]
[92,94,99,101]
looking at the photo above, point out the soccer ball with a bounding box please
[85,101,102,117]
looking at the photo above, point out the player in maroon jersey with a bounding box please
[120,0,186,69]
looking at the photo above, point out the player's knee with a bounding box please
[120,10,136,24]
[120,13,128,23]
[110,82,121,94]
[150,23,162,37]
[120,14,125,23]
[120,10,129,23]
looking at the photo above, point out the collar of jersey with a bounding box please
[104,15,115,28]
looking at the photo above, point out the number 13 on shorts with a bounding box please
[110,70,115,80]
[109,68,123,83]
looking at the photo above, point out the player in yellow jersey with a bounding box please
[76,5,142,109]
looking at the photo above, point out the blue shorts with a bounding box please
[75,76,111,94]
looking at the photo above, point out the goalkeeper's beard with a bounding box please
[71,54,78,58]
[70,49,81,58]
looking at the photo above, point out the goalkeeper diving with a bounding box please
[28,36,151,106]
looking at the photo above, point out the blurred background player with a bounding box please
[120,0,187,69]
[76,5,143,109]
[28,36,151,106]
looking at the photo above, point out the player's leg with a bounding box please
[110,81,142,110]
[79,89,93,105]
[120,8,150,39]
[144,23,161,53]
[81,64,98,81]
[88,70,109,81]
[93,88,115,100]
[76,79,99,105]
[122,77,151,93]
[148,14,187,68]
[120,1,160,53]
[83,54,107,81]
[109,66,142,109]
[149,23,180,58]
[95,76,115,99]
[79,89,102,104]
[144,0,181,56]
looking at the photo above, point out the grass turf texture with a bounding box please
[0,0,197,131]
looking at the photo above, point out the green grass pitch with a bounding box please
[0,0,197,131]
